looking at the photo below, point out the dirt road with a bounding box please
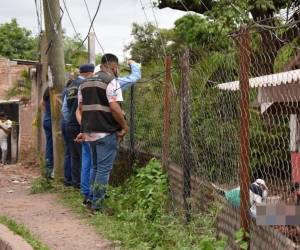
[0,163,113,250]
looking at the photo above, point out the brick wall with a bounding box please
[18,104,36,160]
[0,57,29,99]
[0,57,37,161]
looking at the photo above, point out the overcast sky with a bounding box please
[0,0,186,60]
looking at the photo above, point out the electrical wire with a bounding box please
[82,0,105,55]
[73,0,103,53]
[34,0,42,33]
[62,0,80,36]
[148,0,167,57]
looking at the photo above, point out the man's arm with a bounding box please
[61,95,69,122]
[106,79,128,140]
[109,101,128,139]
[118,61,141,91]
[76,104,82,125]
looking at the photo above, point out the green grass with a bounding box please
[30,177,54,194]
[0,215,50,250]
[57,160,227,250]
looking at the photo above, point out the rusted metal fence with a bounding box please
[120,20,300,249]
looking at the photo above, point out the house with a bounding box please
[0,57,39,163]
[217,69,300,183]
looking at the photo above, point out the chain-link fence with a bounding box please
[120,16,300,249]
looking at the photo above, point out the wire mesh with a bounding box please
[120,14,300,249]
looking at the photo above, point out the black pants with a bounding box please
[67,125,82,188]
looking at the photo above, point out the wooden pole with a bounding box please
[162,56,172,170]
[36,32,48,156]
[180,49,192,223]
[43,0,65,179]
[238,27,251,247]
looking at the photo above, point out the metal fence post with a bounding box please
[163,56,172,171]
[180,49,192,223]
[129,85,135,168]
[238,27,251,247]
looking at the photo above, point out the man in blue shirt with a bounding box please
[61,79,73,186]
[63,64,94,189]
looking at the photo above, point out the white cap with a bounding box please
[94,64,101,74]
[255,179,268,190]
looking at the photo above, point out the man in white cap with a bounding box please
[249,179,268,217]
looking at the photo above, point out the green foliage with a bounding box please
[173,14,230,50]
[273,38,298,72]
[6,69,32,99]
[92,159,227,249]
[104,159,168,221]
[125,23,171,64]
[250,109,290,177]
[0,19,37,60]
[0,215,50,250]
[30,177,54,194]
[234,228,249,250]
[64,35,88,70]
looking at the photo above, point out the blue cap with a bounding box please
[79,63,95,73]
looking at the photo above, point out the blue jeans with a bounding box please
[61,121,72,185]
[43,118,53,177]
[81,142,93,200]
[89,133,117,209]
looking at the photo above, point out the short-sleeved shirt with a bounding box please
[0,120,12,140]
[78,78,123,141]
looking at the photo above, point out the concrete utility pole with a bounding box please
[88,32,96,65]
[43,0,65,179]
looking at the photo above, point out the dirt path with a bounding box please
[0,163,113,250]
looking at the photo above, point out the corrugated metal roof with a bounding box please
[217,69,300,91]
[0,99,20,104]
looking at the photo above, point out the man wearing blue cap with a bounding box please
[63,63,94,189]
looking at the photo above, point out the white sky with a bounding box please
[0,0,186,60]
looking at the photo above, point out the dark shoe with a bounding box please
[73,184,80,190]
[86,205,101,215]
[82,199,92,207]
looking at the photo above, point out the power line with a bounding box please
[34,0,42,32]
[62,0,80,36]
[139,0,150,24]
[138,0,161,61]
[73,0,103,53]
[82,0,105,55]
[148,0,167,57]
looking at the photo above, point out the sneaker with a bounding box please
[87,206,101,215]
[82,198,92,207]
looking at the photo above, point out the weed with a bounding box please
[30,177,54,194]
[60,159,227,249]
[0,215,50,250]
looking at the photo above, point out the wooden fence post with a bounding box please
[238,27,251,247]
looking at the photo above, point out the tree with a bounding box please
[0,19,37,60]
[64,34,102,71]
[157,0,300,74]
[125,23,172,64]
